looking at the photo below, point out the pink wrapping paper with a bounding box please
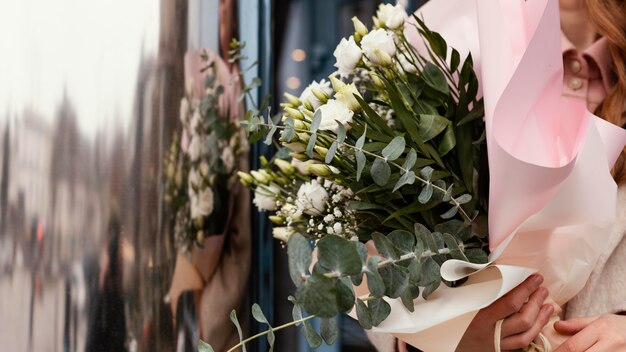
[355,1,626,351]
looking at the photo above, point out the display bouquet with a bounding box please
[164,51,247,252]
[202,1,626,351]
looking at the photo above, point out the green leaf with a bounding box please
[335,279,356,313]
[457,103,484,126]
[311,109,322,132]
[288,296,304,326]
[450,48,461,72]
[265,125,277,145]
[420,166,434,180]
[418,114,448,142]
[356,125,367,149]
[372,232,399,260]
[414,223,437,253]
[455,194,472,204]
[383,199,438,223]
[355,95,394,135]
[230,310,247,352]
[420,257,441,299]
[288,234,312,287]
[295,274,338,318]
[320,317,339,345]
[371,158,391,186]
[401,149,417,172]
[443,233,468,261]
[418,183,433,204]
[400,285,417,312]
[422,62,450,96]
[356,150,366,181]
[428,31,448,59]
[355,299,372,329]
[381,78,426,154]
[283,117,295,141]
[336,122,347,143]
[387,230,416,255]
[303,321,323,348]
[382,136,406,161]
[348,201,386,211]
[438,122,456,156]
[306,133,317,158]
[379,264,410,298]
[369,298,391,326]
[466,248,489,264]
[441,205,458,219]
[351,242,368,286]
[326,142,338,163]
[317,235,362,276]
[250,129,266,144]
[366,256,386,297]
[252,304,275,351]
[251,303,270,324]
[393,171,416,192]
[199,340,215,352]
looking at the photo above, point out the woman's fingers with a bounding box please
[488,274,544,319]
[500,287,549,336]
[554,327,599,352]
[500,304,554,350]
[554,316,598,335]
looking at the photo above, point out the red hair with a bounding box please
[586,0,626,183]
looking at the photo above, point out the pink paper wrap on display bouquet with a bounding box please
[356,1,626,351]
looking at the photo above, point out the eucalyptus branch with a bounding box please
[341,143,473,223]
[225,315,316,352]
[245,121,473,223]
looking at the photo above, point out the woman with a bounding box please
[376,0,626,351]
[456,0,626,351]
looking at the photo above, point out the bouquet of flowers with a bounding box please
[164,51,247,252]
[202,1,626,351]
[233,2,488,348]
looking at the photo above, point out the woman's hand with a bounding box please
[455,274,554,352]
[553,314,626,351]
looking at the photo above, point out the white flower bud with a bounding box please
[300,80,334,110]
[272,227,294,243]
[335,83,363,112]
[284,107,305,120]
[283,92,301,107]
[352,16,368,37]
[274,158,296,175]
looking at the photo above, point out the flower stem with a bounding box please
[226,315,317,352]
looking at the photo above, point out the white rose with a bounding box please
[397,53,417,74]
[272,227,294,243]
[253,185,279,211]
[317,100,354,133]
[299,80,333,110]
[221,146,235,172]
[361,29,396,65]
[296,179,329,216]
[191,187,214,218]
[188,134,204,161]
[333,36,362,76]
[376,3,407,30]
